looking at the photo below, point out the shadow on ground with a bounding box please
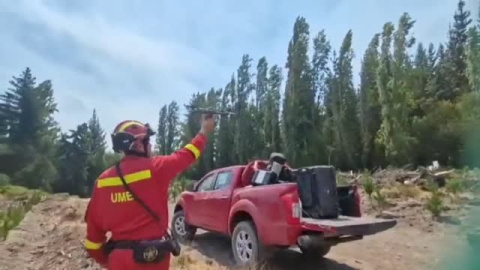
[187,231,359,270]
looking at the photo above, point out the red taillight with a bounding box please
[281,192,301,225]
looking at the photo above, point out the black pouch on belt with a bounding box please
[132,239,170,264]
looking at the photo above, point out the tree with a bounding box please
[181,93,209,179]
[264,65,283,154]
[358,33,382,169]
[283,17,317,167]
[466,24,480,93]
[88,109,106,153]
[166,101,180,154]
[216,79,235,167]
[376,14,418,166]
[55,123,93,197]
[0,68,59,189]
[86,109,107,193]
[324,30,361,170]
[254,57,269,157]
[443,0,473,100]
[156,105,168,154]
[234,54,255,164]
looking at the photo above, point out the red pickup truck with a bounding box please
[171,162,396,266]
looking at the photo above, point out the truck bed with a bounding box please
[301,216,397,236]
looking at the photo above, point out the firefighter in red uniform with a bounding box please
[84,114,215,269]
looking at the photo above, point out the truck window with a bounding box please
[196,174,215,192]
[213,171,233,190]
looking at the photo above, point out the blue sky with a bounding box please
[0,0,478,149]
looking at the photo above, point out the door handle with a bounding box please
[220,195,228,199]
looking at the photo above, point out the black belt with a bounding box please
[110,237,168,250]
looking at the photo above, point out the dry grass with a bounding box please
[381,183,423,199]
[171,250,226,270]
[171,251,273,270]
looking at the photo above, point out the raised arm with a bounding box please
[152,114,215,181]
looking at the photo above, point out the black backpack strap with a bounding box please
[115,162,161,223]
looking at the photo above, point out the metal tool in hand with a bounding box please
[186,105,236,115]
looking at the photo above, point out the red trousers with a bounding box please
[106,250,171,270]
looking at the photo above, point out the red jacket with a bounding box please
[84,133,207,267]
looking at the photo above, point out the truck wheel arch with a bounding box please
[228,200,260,237]
[174,203,183,213]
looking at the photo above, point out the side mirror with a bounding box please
[185,182,195,192]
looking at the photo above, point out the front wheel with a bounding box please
[171,210,196,244]
[231,221,264,266]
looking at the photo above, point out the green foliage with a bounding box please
[0,1,479,195]
[0,190,44,240]
[0,174,10,186]
[372,186,387,210]
[283,17,317,167]
[169,177,192,202]
[446,178,464,195]
[361,172,375,198]
[426,190,443,218]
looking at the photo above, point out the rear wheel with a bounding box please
[171,210,196,243]
[231,221,264,266]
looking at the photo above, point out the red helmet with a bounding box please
[111,120,155,155]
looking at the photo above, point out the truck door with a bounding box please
[201,169,235,234]
[187,173,216,227]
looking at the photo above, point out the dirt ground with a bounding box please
[0,190,473,270]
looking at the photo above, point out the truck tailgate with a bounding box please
[301,216,397,236]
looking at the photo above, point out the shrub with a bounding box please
[0,190,45,240]
[0,174,10,186]
[362,173,375,199]
[426,191,443,218]
[446,178,463,195]
[372,187,387,210]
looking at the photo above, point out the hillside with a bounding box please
[0,172,478,270]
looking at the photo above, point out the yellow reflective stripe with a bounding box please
[84,239,102,250]
[97,170,152,188]
[118,121,143,132]
[185,144,200,159]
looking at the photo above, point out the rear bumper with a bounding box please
[275,216,397,246]
[300,216,397,237]
[297,234,363,250]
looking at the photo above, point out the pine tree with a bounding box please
[411,42,432,114]
[443,0,473,99]
[427,44,449,99]
[86,109,107,193]
[466,22,480,92]
[166,101,180,154]
[55,123,93,197]
[0,68,59,189]
[156,105,168,154]
[88,109,106,153]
